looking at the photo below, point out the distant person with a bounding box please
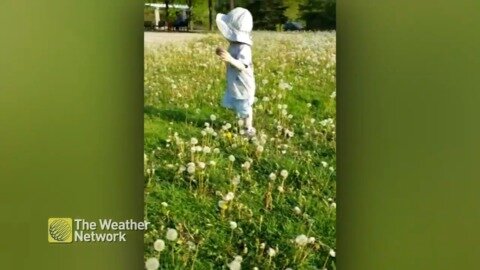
[173,11,186,31]
[215,8,256,137]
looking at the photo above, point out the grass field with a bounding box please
[144,31,336,270]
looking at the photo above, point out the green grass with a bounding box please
[144,32,336,270]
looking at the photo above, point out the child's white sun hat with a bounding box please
[216,7,253,45]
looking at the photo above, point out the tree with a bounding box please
[208,0,213,31]
[244,0,288,30]
[299,0,336,30]
[283,0,305,20]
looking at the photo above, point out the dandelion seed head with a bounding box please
[153,239,165,252]
[202,146,211,154]
[187,164,196,174]
[231,175,240,186]
[224,192,235,201]
[256,145,264,153]
[228,260,241,270]
[187,241,196,251]
[329,249,336,257]
[295,234,308,246]
[166,228,178,241]
[229,221,237,230]
[145,258,160,270]
[234,255,243,262]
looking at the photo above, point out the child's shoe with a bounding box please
[245,127,256,138]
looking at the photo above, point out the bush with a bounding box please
[300,0,336,30]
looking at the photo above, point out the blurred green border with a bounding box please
[338,0,480,269]
[0,1,144,269]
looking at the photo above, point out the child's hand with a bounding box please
[215,46,246,71]
[216,47,231,62]
[219,51,232,62]
[215,47,225,56]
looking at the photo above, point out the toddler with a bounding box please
[215,7,256,137]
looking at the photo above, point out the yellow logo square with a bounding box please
[48,218,73,243]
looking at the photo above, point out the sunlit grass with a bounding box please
[144,31,336,270]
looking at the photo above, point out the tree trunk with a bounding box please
[165,0,169,22]
[208,0,213,31]
[230,0,235,10]
[187,0,193,31]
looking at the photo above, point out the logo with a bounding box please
[48,218,73,243]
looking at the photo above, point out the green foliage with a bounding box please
[185,0,210,28]
[246,0,289,30]
[145,0,335,31]
[283,0,307,20]
[214,0,288,30]
[300,0,336,30]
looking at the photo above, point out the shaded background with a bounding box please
[144,0,335,31]
[1,0,480,269]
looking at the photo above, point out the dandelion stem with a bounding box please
[171,246,175,265]
[322,255,330,269]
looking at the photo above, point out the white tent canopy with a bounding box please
[145,3,190,10]
[145,3,190,27]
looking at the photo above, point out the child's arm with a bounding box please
[217,48,248,72]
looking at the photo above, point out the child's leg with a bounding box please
[245,113,253,131]
[244,105,255,136]
[236,98,255,135]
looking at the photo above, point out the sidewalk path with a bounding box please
[144,32,205,47]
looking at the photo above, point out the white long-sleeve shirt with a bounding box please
[226,43,255,100]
